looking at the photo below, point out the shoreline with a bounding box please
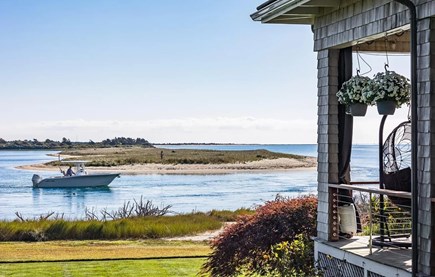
[16,157,317,175]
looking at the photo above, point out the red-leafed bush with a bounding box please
[201,195,318,277]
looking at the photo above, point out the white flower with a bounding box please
[336,75,371,105]
[361,70,410,108]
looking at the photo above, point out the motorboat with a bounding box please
[32,161,120,188]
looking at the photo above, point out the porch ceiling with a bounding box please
[355,29,410,53]
[250,0,340,24]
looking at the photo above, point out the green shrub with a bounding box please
[268,234,319,277]
[359,195,411,236]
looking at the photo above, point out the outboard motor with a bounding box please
[32,174,42,187]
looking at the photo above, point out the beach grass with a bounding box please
[0,213,222,241]
[0,258,206,277]
[208,208,254,221]
[48,147,306,167]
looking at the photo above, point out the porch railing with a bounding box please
[328,182,412,254]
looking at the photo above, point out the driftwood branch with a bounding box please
[15,196,171,222]
[15,212,25,222]
[85,196,172,221]
[15,211,62,222]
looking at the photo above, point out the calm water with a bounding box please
[0,145,379,220]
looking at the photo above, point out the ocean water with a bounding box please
[0,145,379,220]
[155,144,318,157]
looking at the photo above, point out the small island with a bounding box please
[4,137,316,174]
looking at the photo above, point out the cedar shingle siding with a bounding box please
[316,49,339,241]
[311,0,435,274]
[254,0,435,274]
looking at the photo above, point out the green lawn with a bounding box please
[0,240,209,276]
[0,258,206,277]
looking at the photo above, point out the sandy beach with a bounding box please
[17,157,317,175]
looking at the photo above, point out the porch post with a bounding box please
[337,47,353,185]
[316,49,340,241]
[416,16,435,276]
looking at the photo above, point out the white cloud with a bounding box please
[3,108,409,144]
[3,117,318,144]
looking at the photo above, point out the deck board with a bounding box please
[324,236,412,272]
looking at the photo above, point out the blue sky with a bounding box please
[0,1,410,143]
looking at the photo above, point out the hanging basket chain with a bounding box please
[356,46,372,76]
[384,35,390,70]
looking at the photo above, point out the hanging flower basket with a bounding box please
[349,103,368,117]
[362,70,410,115]
[377,100,396,115]
[336,75,371,116]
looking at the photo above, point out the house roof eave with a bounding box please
[251,0,339,25]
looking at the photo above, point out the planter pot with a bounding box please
[349,103,368,117]
[377,100,396,115]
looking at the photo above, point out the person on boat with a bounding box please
[78,165,87,175]
[66,166,75,176]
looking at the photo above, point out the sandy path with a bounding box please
[17,157,316,175]
[165,222,234,242]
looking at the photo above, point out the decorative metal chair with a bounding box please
[382,121,412,206]
[373,120,412,248]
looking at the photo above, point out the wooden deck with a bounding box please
[324,236,412,273]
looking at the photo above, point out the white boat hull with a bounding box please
[32,173,120,188]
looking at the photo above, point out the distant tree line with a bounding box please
[0,137,154,150]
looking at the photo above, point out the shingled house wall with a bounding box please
[311,0,435,274]
[316,49,340,242]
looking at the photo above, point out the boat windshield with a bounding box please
[76,162,87,175]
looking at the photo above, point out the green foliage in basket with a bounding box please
[336,75,371,105]
[362,70,410,108]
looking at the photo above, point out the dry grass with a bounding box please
[48,147,306,167]
[0,240,210,262]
